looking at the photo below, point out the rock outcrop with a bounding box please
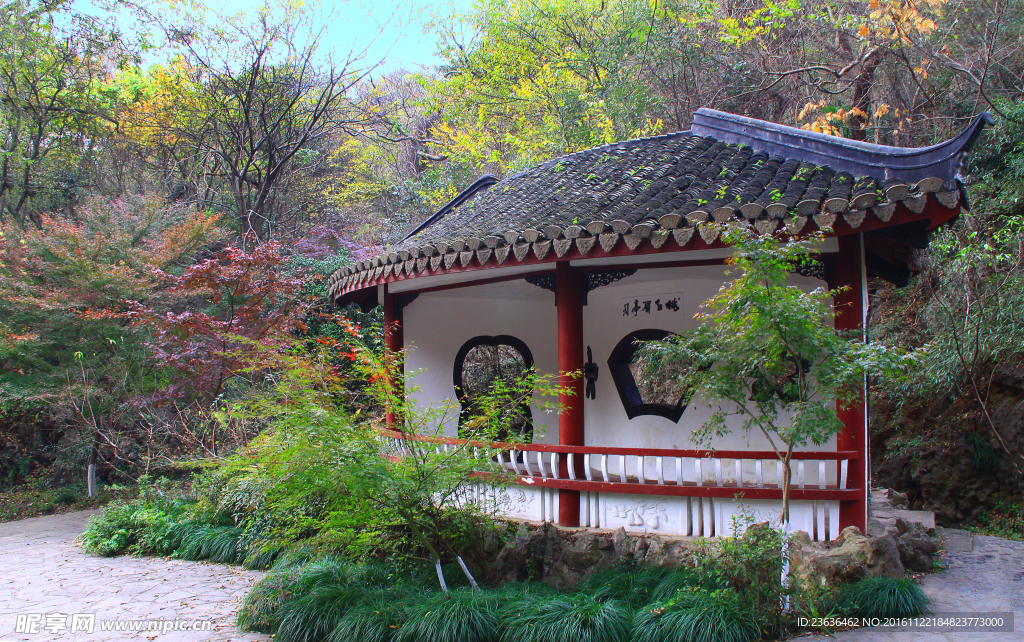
[871,368,1024,527]
[790,520,940,586]
[493,522,695,588]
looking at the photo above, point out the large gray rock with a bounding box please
[894,518,940,572]
[790,526,905,586]
[492,522,695,588]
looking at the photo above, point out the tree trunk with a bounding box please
[849,50,881,141]
[780,445,794,525]
[87,426,101,498]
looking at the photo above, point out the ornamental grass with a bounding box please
[631,587,760,642]
[499,593,631,642]
[832,576,929,619]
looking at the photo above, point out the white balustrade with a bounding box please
[381,433,853,498]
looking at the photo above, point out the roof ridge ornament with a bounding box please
[690,108,993,189]
[399,174,500,243]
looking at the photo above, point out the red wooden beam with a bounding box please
[556,262,585,526]
[382,285,403,430]
[833,234,868,533]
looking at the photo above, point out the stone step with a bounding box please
[868,487,935,536]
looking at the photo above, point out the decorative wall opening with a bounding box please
[608,329,696,422]
[453,335,534,441]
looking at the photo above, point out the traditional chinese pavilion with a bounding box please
[329,108,992,540]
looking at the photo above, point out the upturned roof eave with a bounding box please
[330,196,961,305]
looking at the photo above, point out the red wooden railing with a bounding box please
[380,430,861,502]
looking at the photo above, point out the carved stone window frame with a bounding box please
[607,329,689,423]
[453,335,535,439]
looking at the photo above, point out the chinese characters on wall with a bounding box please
[621,294,682,317]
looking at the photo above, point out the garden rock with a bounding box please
[790,526,906,585]
[492,522,695,588]
[894,519,941,572]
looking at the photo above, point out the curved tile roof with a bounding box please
[329,109,991,298]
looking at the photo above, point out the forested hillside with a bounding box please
[0,0,1022,529]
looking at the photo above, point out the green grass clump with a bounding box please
[494,582,559,600]
[243,544,282,570]
[396,588,500,642]
[270,544,319,570]
[238,566,304,633]
[649,567,718,603]
[833,577,929,619]
[275,583,369,642]
[501,593,630,642]
[632,588,760,642]
[327,590,412,642]
[578,563,674,608]
[172,523,245,563]
[238,557,412,638]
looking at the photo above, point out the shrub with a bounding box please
[972,501,1024,541]
[79,499,186,556]
[54,489,79,505]
[500,593,630,642]
[632,588,760,642]
[833,577,929,619]
[693,518,785,636]
[395,588,501,642]
[80,502,141,556]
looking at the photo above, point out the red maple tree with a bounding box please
[130,241,306,403]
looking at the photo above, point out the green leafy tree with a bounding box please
[0,195,224,485]
[425,0,663,173]
[0,0,128,227]
[642,225,911,522]
[872,103,1024,476]
[219,321,560,591]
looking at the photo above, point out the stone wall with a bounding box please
[492,521,696,589]
[489,519,940,589]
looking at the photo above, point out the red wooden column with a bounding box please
[556,261,585,527]
[833,234,868,533]
[382,285,404,431]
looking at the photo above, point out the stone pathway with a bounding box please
[798,528,1024,641]
[0,510,271,642]
[1,506,1021,642]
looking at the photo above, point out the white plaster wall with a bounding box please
[402,264,836,454]
[468,485,839,541]
[403,280,561,443]
[582,265,836,454]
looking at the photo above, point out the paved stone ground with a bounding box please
[0,510,271,642]
[797,529,1024,641]
[1,506,1021,642]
